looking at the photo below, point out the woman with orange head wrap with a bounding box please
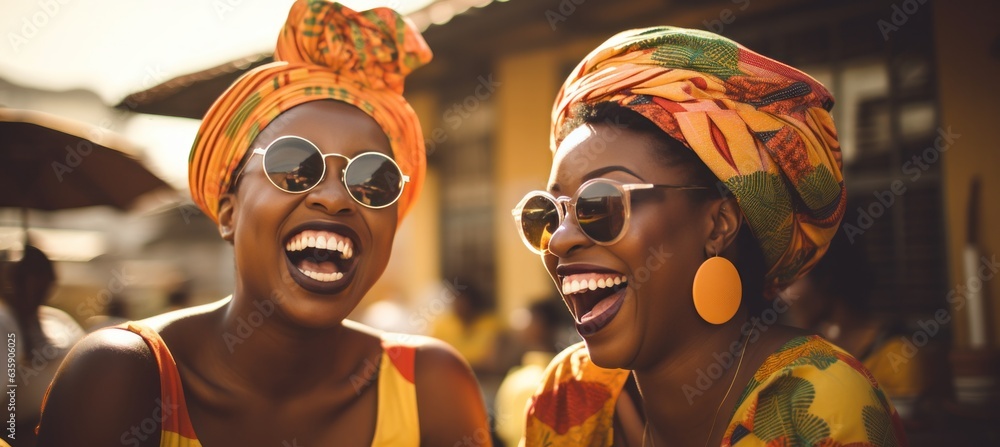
[512,27,907,445]
[37,2,490,446]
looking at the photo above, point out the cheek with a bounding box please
[543,254,559,281]
[365,210,399,263]
[626,209,703,267]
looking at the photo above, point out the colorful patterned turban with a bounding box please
[189,0,432,224]
[552,27,845,295]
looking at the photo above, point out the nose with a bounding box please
[306,154,356,215]
[545,202,593,258]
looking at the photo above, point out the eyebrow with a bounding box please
[548,165,644,192]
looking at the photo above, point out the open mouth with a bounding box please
[283,224,360,293]
[561,272,628,335]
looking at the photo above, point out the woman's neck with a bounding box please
[632,312,756,447]
[204,294,373,399]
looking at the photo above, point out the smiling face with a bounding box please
[544,122,723,369]
[218,100,399,328]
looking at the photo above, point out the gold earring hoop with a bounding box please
[692,248,742,324]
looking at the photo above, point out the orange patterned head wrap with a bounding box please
[553,27,845,294]
[189,0,432,224]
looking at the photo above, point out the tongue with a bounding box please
[581,293,619,322]
[299,258,339,274]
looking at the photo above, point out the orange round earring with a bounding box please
[692,255,742,324]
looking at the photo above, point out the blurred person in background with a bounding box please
[163,282,193,313]
[82,293,129,332]
[35,1,489,446]
[780,226,934,424]
[430,284,506,376]
[495,296,574,446]
[429,282,512,438]
[0,245,84,447]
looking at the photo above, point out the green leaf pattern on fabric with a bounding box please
[754,375,830,445]
[863,386,903,447]
[647,33,743,80]
[725,171,792,266]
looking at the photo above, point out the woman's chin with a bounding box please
[583,333,640,370]
[271,296,358,331]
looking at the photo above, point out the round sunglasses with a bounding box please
[235,136,409,209]
[511,178,709,254]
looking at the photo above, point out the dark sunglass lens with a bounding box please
[344,153,404,207]
[265,138,323,192]
[577,182,625,243]
[520,195,560,251]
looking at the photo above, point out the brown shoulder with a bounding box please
[36,327,162,447]
[407,335,493,446]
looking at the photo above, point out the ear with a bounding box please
[217,194,236,243]
[704,197,741,257]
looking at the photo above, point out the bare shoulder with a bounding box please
[36,327,162,447]
[142,297,229,332]
[409,335,492,446]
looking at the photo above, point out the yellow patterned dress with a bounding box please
[524,335,907,446]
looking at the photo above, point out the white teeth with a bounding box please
[561,275,628,295]
[299,269,344,282]
[285,231,355,258]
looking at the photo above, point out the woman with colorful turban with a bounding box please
[37,1,490,446]
[512,27,908,446]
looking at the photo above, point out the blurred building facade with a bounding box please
[3,0,997,362]
[404,0,1000,352]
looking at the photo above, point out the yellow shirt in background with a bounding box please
[430,312,502,367]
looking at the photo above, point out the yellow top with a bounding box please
[429,313,502,367]
[114,322,419,447]
[496,351,557,446]
[862,337,927,399]
[523,335,908,446]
